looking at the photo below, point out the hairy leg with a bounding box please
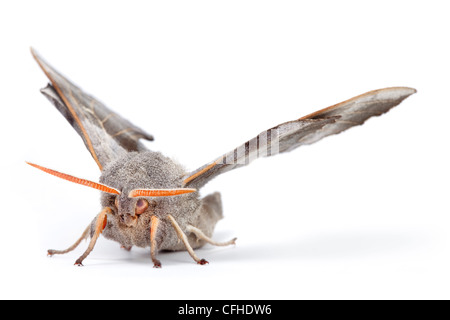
[74,207,111,266]
[150,215,161,268]
[167,214,208,265]
[47,225,90,257]
[186,225,237,246]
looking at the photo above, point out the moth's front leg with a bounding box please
[74,207,111,266]
[150,215,162,268]
[167,214,209,265]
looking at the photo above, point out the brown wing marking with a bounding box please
[183,161,218,185]
[299,87,415,120]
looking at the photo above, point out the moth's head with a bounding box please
[27,152,196,228]
[96,152,196,226]
[106,193,159,227]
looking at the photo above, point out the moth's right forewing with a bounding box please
[31,48,154,170]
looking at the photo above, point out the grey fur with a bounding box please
[95,151,222,251]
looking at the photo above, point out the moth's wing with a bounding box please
[31,48,154,171]
[183,87,416,189]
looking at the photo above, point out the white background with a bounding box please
[0,1,449,300]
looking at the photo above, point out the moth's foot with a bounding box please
[153,260,162,268]
[47,249,55,257]
[197,259,209,265]
[74,259,84,267]
[121,245,132,251]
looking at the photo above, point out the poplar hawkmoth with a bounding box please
[28,48,416,267]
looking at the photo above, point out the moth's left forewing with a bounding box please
[183,116,337,188]
[31,48,154,170]
[183,87,416,188]
[297,87,417,145]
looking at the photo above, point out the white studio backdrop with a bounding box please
[0,1,449,299]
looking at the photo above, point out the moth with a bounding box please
[28,48,416,267]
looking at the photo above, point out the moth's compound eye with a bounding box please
[135,199,149,215]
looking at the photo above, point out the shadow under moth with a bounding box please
[28,48,416,267]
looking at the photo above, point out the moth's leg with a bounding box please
[74,207,111,266]
[150,215,161,268]
[186,225,237,247]
[121,245,132,251]
[167,214,209,265]
[47,225,90,256]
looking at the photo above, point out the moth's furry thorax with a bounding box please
[99,151,200,217]
[100,151,186,190]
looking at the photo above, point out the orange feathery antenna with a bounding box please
[128,188,196,198]
[26,161,121,195]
